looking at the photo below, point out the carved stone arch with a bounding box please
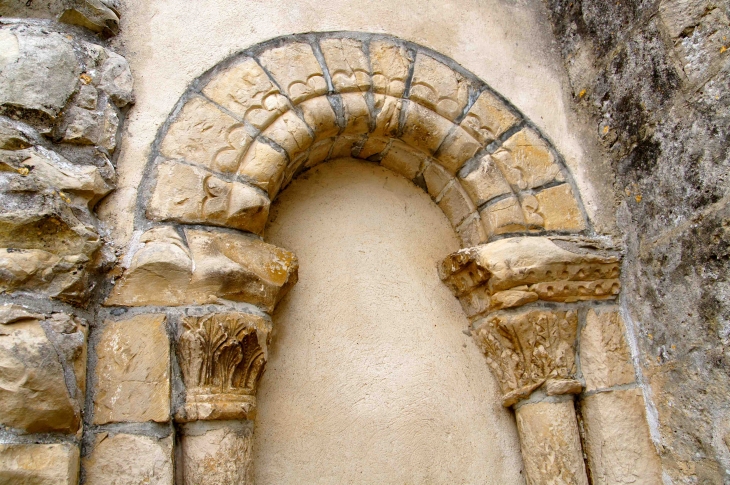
[105,33,645,485]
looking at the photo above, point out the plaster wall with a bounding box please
[102,0,616,249]
[256,158,525,483]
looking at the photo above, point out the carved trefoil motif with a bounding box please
[176,312,271,422]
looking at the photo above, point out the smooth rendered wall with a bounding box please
[257,158,524,483]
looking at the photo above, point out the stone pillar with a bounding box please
[174,312,271,485]
[439,236,622,485]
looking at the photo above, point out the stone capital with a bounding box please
[175,312,271,422]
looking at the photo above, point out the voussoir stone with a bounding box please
[460,89,518,145]
[0,307,86,433]
[410,53,469,121]
[93,314,170,424]
[258,43,327,104]
[148,159,270,235]
[0,443,79,485]
[490,128,563,191]
[320,37,371,93]
[83,433,174,485]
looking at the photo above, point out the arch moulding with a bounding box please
[101,32,659,485]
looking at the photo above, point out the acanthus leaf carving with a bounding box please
[176,312,271,422]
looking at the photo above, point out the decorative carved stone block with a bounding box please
[410,53,469,121]
[460,90,518,145]
[435,126,482,174]
[202,57,290,131]
[160,96,252,174]
[261,110,314,160]
[148,160,270,235]
[490,128,563,192]
[258,43,327,104]
[237,140,289,198]
[459,155,513,206]
[473,309,580,407]
[176,312,270,422]
[369,41,412,98]
[93,314,170,425]
[320,38,371,93]
[532,184,587,231]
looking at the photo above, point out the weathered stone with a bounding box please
[148,160,269,234]
[59,0,120,37]
[258,43,327,104]
[515,400,589,485]
[176,312,270,422]
[180,421,254,485]
[320,38,371,93]
[0,308,85,433]
[473,309,579,406]
[76,84,98,110]
[545,378,583,396]
[410,53,469,121]
[490,128,563,191]
[435,126,481,174]
[580,389,663,484]
[93,314,170,424]
[357,136,390,160]
[340,92,371,135]
[203,57,289,130]
[459,155,513,206]
[328,135,362,161]
[299,96,340,141]
[372,95,402,138]
[0,27,79,120]
[455,213,489,247]
[83,433,174,485]
[460,90,518,145]
[532,184,586,231]
[0,118,32,151]
[580,309,635,392]
[61,106,99,145]
[160,96,252,174]
[261,110,314,159]
[0,443,79,485]
[379,140,425,180]
[237,140,289,198]
[107,227,298,312]
[369,40,412,98]
[479,196,526,236]
[400,101,452,154]
[437,180,475,228]
[97,51,134,107]
[422,161,452,198]
[98,103,120,152]
[488,289,539,311]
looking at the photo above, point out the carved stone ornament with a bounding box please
[176,312,271,422]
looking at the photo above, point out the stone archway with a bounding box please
[102,33,659,484]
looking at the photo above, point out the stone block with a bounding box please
[490,128,563,191]
[581,309,636,391]
[83,433,174,485]
[479,196,526,236]
[202,57,289,130]
[180,421,254,485]
[261,110,313,159]
[0,443,79,485]
[515,400,589,485]
[369,40,412,97]
[372,95,402,137]
[320,38,371,93]
[580,389,662,484]
[258,43,327,104]
[0,308,86,433]
[357,136,390,160]
[400,101,452,154]
[93,314,170,424]
[380,140,425,179]
[459,155,513,206]
[435,126,481,174]
[410,53,469,121]
[237,140,289,198]
[328,135,362,160]
[107,227,298,312]
[455,213,488,247]
[341,92,371,135]
[460,90,518,145]
[160,96,252,174]
[532,184,586,231]
[147,160,270,235]
[422,161,452,198]
[58,0,120,37]
[304,138,335,168]
[437,181,475,228]
[299,96,340,141]
[97,50,134,108]
[0,27,79,120]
